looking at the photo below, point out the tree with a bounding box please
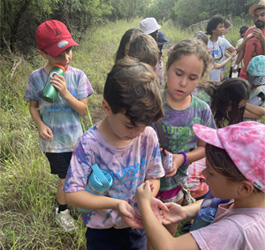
[0,0,114,55]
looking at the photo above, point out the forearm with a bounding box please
[234,49,244,65]
[65,190,121,210]
[245,103,265,117]
[63,94,88,116]
[186,144,205,164]
[214,56,232,69]
[139,201,175,250]
[182,199,203,220]
[29,103,45,128]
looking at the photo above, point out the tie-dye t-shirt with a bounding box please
[24,66,94,152]
[159,90,216,191]
[63,125,165,229]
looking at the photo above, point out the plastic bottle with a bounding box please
[78,164,113,213]
[42,64,65,103]
[190,191,230,231]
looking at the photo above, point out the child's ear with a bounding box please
[38,50,48,59]
[238,180,254,196]
[102,99,111,116]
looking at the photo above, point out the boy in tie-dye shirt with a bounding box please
[24,20,94,232]
[63,58,165,250]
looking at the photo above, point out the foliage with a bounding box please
[144,0,257,27]
[0,0,113,55]
[109,0,151,21]
[0,11,264,250]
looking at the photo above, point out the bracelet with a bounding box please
[178,151,187,166]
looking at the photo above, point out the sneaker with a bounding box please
[55,208,77,232]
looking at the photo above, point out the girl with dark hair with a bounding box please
[115,28,143,62]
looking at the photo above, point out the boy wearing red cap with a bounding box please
[24,20,94,232]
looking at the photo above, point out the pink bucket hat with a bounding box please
[193,121,265,193]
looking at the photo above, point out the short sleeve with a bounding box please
[191,218,243,250]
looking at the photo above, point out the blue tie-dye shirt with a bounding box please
[24,66,94,152]
[63,125,165,229]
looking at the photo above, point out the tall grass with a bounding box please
[0,17,263,249]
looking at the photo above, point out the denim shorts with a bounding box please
[45,152,72,179]
[86,227,147,250]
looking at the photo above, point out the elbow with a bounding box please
[64,193,75,206]
[79,107,88,117]
[80,111,88,117]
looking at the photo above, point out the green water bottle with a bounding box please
[42,64,65,103]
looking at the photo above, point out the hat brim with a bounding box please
[45,39,79,57]
[193,124,224,149]
[249,4,265,16]
[144,25,161,35]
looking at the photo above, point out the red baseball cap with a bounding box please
[36,20,79,57]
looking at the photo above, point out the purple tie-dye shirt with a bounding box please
[63,125,165,229]
[24,66,94,152]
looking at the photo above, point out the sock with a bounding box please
[58,204,68,213]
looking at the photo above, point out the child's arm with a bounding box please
[65,190,143,228]
[161,200,203,225]
[164,139,205,177]
[50,75,88,116]
[214,51,236,69]
[29,100,53,140]
[244,103,265,119]
[148,178,160,197]
[136,181,200,250]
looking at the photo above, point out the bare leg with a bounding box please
[57,178,66,205]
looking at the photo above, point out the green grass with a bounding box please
[0,17,264,249]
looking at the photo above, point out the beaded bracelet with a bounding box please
[178,151,187,166]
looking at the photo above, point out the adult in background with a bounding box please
[229,25,249,78]
[233,0,265,80]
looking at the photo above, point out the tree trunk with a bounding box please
[10,0,33,53]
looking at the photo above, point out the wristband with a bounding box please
[178,151,187,166]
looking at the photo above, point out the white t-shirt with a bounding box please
[208,37,232,82]
[191,201,265,250]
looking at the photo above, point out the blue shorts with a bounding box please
[86,227,147,250]
[45,152,72,179]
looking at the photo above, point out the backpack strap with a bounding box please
[153,120,168,151]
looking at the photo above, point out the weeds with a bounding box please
[0,18,263,249]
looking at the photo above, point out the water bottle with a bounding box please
[78,164,113,213]
[190,191,230,231]
[42,64,65,103]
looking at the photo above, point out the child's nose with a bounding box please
[179,77,188,87]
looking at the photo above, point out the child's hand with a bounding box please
[38,123,53,140]
[50,75,69,99]
[160,202,186,225]
[150,197,169,223]
[230,51,237,60]
[136,181,153,206]
[117,200,143,229]
[164,151,184,177]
